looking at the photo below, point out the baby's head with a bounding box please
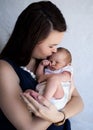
[48,47,72,70]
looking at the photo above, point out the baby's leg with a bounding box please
[36,82,46,95]
[43,75,64,100]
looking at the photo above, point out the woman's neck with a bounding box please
[26,58,36,72]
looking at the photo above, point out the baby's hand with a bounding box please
[25,89,39,101]
[41,59,50,67]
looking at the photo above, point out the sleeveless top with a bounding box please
[0,58,71,130]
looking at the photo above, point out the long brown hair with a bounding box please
[0,1,67,67]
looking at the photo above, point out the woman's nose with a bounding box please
[52,47,57,53]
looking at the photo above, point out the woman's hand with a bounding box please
[21,90,64,123]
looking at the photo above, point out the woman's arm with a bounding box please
[61,78,84,119]
[21,76,84,124]
[0,60,51,130]
[21,91,65,123]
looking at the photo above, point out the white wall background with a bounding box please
[0,0,93,130]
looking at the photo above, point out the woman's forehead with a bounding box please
[39,31,64,45]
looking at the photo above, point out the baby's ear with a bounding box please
[68,63,71,66]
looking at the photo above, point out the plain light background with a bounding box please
[0,0,93,130]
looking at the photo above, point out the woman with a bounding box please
[0,1,84,130]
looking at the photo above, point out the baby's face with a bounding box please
[48,52,67,70]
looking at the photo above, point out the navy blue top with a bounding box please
[0,58,71,130]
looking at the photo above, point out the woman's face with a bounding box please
[32,30,64,59]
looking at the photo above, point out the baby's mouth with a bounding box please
[49,66,55,70]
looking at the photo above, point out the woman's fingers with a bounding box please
[37,95,51,108]
[20,93,36,113]
[21,92,59,123]
[23,93,44,117]
[24,90,52,110]
[24,93,39,106]
[26,90,51,108]
[22,92,51,118]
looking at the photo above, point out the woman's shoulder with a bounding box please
[0,59,21,98]
[0,59,19,83]
[0,59,12,73]
[0,59,15,72]
[0,59,11,67]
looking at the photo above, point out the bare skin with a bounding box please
[0,60,51,130]
[0,31,84,130]
[22,75,84,120]
[0,58,84,130]
[36,59,71,99]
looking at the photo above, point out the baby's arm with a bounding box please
[36,60,50,78]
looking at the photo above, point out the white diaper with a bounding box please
[50,81,70,110]
[36,81,71,110]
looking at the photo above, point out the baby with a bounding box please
[35,47,73,110]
